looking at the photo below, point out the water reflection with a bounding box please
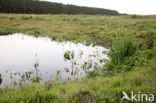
[0,33,108,87]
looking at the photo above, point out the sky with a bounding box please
[43,0,156,15]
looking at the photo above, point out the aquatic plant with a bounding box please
[6,54,42,87]
[64,50,74,61]
[33,54,41,83]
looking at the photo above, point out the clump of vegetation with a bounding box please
[138,32,154,49]
[109,36,140,65]
[64,50,74,61]
[21,16,33,20]
[102,35,153,75]
[130,15,143,19]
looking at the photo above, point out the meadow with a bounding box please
[0,14,156,103]
[0,14,155,47]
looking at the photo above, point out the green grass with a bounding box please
[0,14,156,47]
[0,65,155,103]
[0,14,156,103]
[109,36,140,65]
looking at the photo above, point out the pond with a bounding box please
[0,33,108,87]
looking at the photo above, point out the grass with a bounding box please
[0,14,156,103]
[109,36,140,65]
[0,14,156,47]
[0,65,155,103]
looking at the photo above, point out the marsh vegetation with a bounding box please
[0,14,155,103]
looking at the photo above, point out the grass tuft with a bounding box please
[109,36,140,65]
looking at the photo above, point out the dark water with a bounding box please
[0,33,108,87]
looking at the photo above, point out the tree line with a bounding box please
[0,0,119,15]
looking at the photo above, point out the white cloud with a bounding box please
[42,0,156,15]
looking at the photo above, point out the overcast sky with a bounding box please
[43,0,156,15]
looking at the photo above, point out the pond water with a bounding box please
[0,33,108,87]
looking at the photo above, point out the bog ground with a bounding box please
[0,14,156,103]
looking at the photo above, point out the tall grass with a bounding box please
[109,36,140,65]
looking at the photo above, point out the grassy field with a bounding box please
[0,14,156,47]
[0,14,156,103]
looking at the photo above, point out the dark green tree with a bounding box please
[0,0,119,15]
